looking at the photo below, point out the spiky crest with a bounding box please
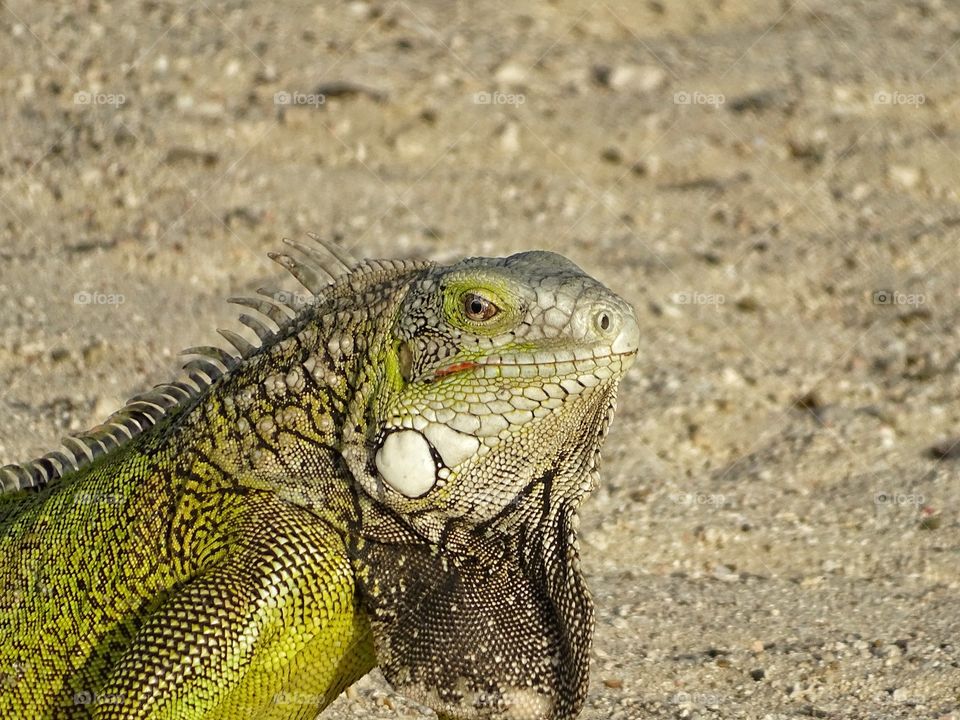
[0,236,427,494]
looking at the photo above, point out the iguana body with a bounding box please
[0,239,639,719]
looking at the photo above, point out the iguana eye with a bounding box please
[462,292,498,321]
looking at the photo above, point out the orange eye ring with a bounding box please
[462,292,499,321]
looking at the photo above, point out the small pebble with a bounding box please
[889,165,921,189]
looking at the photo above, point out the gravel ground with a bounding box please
[1,1,959,718]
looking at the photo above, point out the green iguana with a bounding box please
[0,237,639,720]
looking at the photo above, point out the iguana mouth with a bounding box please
[433,347,636,382]
[433,360,481,378]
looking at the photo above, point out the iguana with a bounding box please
[0,237,639,720]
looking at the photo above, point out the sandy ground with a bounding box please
[2,1,960,718]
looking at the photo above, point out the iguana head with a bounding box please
[342,250,638,720]
[347,250,637,537]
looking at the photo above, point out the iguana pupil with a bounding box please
[463,291,498,321]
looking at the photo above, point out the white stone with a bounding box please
[889,165,920,189]
[495,63,527,85]
[500,123,521,154]
[610,64,666,93]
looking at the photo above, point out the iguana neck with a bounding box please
[348,500,594,720]
[154,276,412,538]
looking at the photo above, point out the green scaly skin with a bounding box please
[0,242,639,720]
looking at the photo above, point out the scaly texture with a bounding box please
[0,239,638,720]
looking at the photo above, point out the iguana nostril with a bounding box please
[598,312,611,332]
